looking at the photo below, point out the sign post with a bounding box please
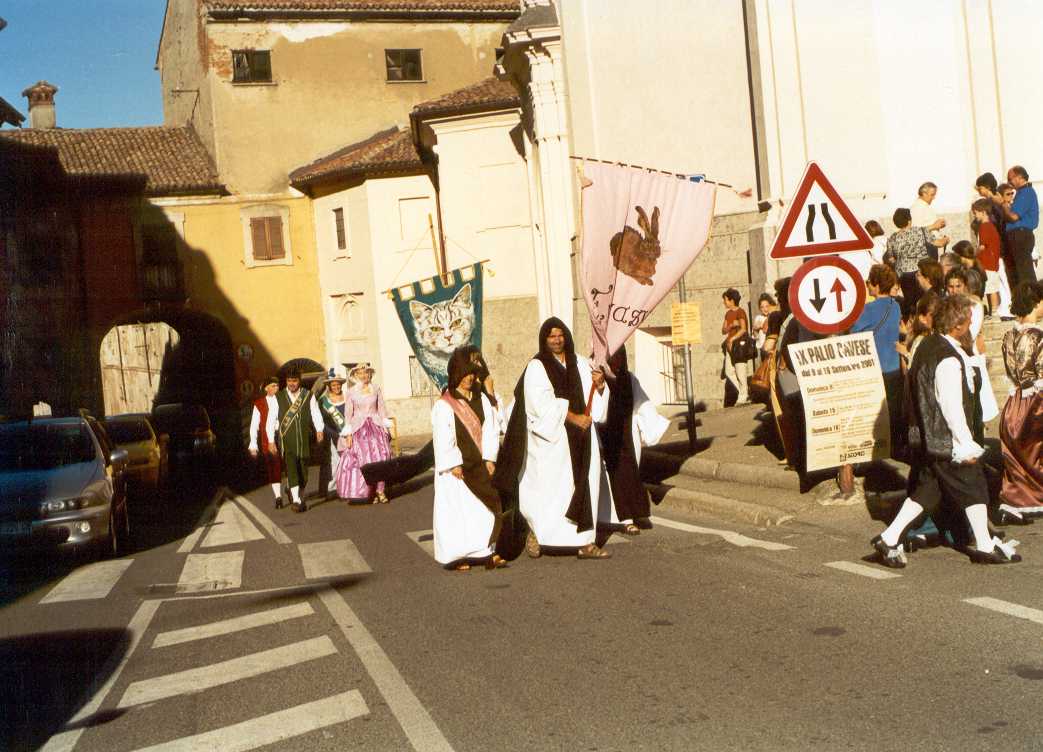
[771,163,880,487]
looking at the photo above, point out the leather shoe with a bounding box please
[291,501,307,514]
[871,535,907,569]
[993,509,1034,526]
[968,547,1021,564]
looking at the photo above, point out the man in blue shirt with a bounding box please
[998,165,1039,284]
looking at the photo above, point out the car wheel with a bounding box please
[119,501,131,554]
[101,508,119,560]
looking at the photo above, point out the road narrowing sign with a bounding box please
[770,162,875,259]
[787,256,867,335]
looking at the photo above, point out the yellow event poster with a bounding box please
[787,333,890,471]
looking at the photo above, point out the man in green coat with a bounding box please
[278,367,324,512]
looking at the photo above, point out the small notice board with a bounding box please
[788,333,890,471]
[671,302,702,345]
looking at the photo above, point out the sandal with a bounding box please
[453,562,471,572]
[376,492,389,504]
[525,532,541,559]
[577,544,612,560]
[485,554,508,570]
[621,523,640,536]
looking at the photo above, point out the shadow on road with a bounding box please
[0,628,130,751]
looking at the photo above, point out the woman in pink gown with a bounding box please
[335,363,394,503]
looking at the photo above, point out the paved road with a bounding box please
[3,470,1043,751]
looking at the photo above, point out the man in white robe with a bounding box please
[494,317,612,560]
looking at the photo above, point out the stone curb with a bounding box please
[672,454,802,492]
[649,483,795,527]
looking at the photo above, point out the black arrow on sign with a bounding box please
[830,277,846,310]
[810,278,827,312]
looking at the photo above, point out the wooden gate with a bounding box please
[100,322,180,416]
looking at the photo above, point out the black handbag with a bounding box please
[731,333,758,364]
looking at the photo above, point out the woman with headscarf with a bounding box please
[597,345,670,534]
[493,317,611,560]
[431,348,506,571]
[459,345,507,435]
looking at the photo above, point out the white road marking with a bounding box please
[41,600,162,752]
[650,516,795,551]
[406,530,435,557]
[178,487,226,554]
[824,561,902,580]
[118,635,338,709]
[176,551,245,593]
[152,602,315,648]
[234,493,292,545]
[965,597,1043,626]
[40,559,134,604]
[201,500,264,548]
[298,540,371,579]
[318,586,455,752]
[130,690,369,752]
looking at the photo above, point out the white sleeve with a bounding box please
[309,396,323,432]
[524,361,569,442]
[248,406,261,452]
[632,374,670,447]
[934,358,984,463]
[432,402,462,473]
[481,394,499,463]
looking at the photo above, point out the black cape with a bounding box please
[597,346,651,522]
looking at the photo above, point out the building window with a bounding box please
[141,222,184,302]
[250,216,285,261]
[385,49,423,82]
[232,50,272,83]
[240,204,292,268]
[333,207,347,253]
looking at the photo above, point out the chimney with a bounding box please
[22,81,58,129]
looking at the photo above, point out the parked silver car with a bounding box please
[0,415,130,558]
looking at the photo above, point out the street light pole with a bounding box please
[676,276,698,453]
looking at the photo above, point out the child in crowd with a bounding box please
[972,197,1007,318]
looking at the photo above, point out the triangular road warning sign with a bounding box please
[770,162,875,259]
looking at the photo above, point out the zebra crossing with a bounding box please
[37,493,374,606]
[40,585,454,751]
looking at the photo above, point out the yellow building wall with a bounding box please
[148,194,326,395]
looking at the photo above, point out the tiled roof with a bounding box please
[0,126,222,195]
[205,0,518,19]
[411,76,520,120]
[289,127,423,188]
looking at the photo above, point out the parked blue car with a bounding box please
[0,415,130,558]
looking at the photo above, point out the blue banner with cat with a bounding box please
[391,262,483,391]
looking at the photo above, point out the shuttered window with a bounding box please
[250,216,285,261]
[333,208,346,251]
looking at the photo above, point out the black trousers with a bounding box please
[1006,228,1038,285]
[906,457,989,514]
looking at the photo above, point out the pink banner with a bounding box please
[580,162,716,366]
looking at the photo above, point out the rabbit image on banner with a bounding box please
[581,162,717,367]
[610,205,661,286]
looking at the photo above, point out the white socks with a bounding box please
[965,504,994,553]
[881,498,924,547]
[290,486,301,504]
[271,483,281,500]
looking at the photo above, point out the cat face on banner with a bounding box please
[409,283,474,376]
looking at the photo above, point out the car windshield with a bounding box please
[104,420,152,444]
[0,422,97,471]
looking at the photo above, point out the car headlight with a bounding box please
[39,497,93,517]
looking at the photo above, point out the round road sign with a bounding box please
[788,256,867,335]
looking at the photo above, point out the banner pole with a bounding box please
[677,276,698,453]
[427,213,445,283]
